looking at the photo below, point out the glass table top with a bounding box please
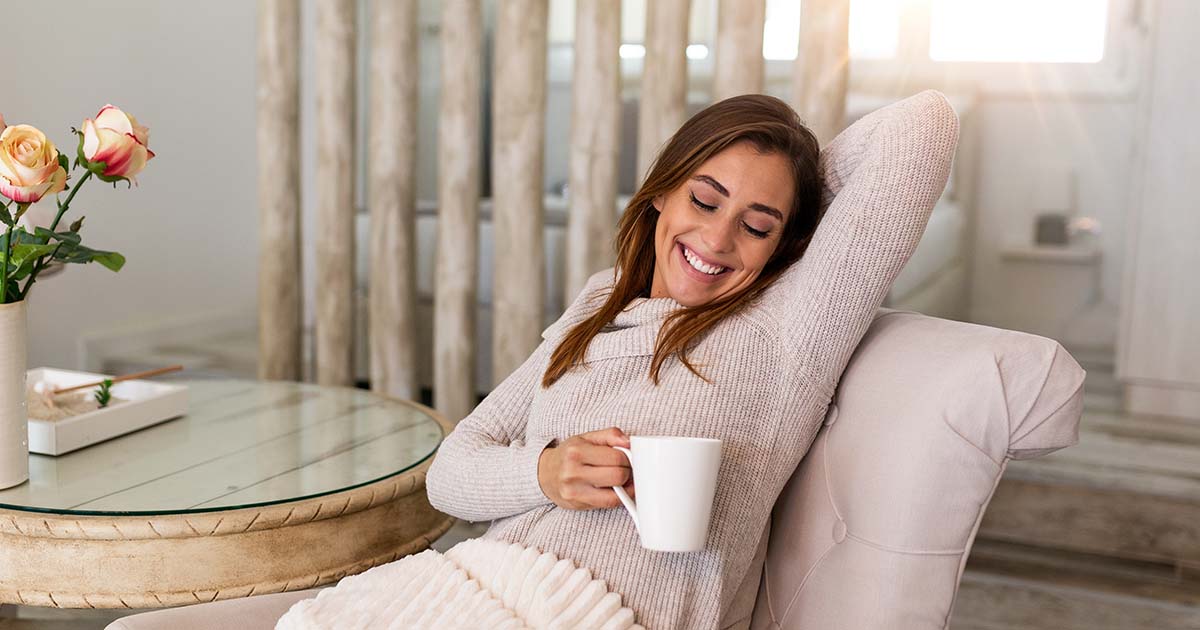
[0,379,445,516]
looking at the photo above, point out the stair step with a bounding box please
[980,402,1200,567]
[953,540,1200,629]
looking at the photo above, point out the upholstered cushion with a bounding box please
[747,307,1085,630]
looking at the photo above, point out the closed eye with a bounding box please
[689,191,717,212]
[690,192,771,239]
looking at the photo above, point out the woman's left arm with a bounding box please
[425,339,557,522]
[757,90,960,398]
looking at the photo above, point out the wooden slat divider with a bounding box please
[491,0,550,387]
[367,0,420,398]
[314,0,358,385]
[256,0,303,380]
[435,0,484,423]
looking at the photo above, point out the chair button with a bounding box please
[832,519,847,543]
[823,405,839,427]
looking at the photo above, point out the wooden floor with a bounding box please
[952,355,1200,630]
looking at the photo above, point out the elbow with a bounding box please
[424,450,452,515]
[425,449,482,522]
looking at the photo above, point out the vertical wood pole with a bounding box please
[367,0,420,399]
[792,0,851,146]
[565,0,621,303]
[314,0,357,386]
[491,0,549,387]
[636,0,690,183]
[436,0,483,422]
[256,0,303,381]
[713,0,766,100]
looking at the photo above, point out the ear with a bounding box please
[652,194,664,212]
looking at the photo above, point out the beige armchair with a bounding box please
[737,306,1084,629]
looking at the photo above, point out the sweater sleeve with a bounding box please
[425,338,557,522]
[756,89,960,399]
[424,271,613,522]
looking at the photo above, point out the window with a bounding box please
[930,0,1108,63]
[762,0,901,60]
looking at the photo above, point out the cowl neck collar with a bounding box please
[610,294,684,329]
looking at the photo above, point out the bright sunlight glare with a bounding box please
[930,0,1108,63]
[762,0,900,60]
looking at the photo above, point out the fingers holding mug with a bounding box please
[538,426,635,510]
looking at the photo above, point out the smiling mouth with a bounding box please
[678,242,730,277]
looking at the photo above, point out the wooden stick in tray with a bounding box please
[49,365,184,396]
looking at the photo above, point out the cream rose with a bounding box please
[79,104,155,183]
[0,117,68,205]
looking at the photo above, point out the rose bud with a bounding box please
[79,104,155,184]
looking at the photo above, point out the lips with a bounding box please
[676,241,730,282]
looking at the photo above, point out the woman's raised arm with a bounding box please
[757,90,960,400]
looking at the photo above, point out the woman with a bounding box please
[426,91,958,629]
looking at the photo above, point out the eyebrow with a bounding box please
[691,174,784,222]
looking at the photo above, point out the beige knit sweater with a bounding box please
[426,90,960,629]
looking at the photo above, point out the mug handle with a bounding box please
[611,445,639,533]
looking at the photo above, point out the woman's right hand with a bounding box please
[537,427,634,510]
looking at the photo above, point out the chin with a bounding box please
[668,277,722,307]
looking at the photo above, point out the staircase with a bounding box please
[952,352,1200,629]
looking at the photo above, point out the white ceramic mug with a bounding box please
[611,436,722,552]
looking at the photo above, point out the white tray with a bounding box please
[26,368,189,456]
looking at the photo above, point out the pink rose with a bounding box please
[80,104,155,183]
[0,116,68,205]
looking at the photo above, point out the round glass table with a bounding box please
[0,379,454,609]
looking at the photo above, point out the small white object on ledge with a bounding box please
[999,242,1101,265]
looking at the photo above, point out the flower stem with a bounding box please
[19,170,95,300]
[1,203,25,304]
[1,221,12,303]
[50,169,93,232]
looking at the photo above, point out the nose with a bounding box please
[700,216,737,254]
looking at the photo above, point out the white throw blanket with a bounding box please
[275,538,645,629]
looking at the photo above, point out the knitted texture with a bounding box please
[275,538,642,629]
[426,90,960,629]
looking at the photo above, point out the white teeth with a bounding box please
[682,244,726,275]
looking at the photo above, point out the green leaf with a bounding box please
[34,227,81,245]
[96,171,131,186]
[94,378,113,407]
[11,243,58,268]
[0,211,12,228]
[94,250,125,272]
[14,228,47,246]
[51,242,126,272]
[57,152,69,174]
[9,261,33,281]
[69,216,85,232]
[75,130,89,170]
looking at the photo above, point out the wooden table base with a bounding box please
[0,466,453,609]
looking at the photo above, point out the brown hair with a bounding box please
[542,94,822,388]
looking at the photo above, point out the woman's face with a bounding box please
[649,141,794,307]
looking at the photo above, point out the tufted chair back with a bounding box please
[732,308,1085,629]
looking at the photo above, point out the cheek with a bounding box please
[742,242,778,275]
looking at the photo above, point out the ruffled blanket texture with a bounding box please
[275,538,645,629]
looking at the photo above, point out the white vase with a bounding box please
[0,299,29,489]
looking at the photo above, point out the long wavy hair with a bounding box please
[541,94,823,388]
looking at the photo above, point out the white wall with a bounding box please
[1117,0,1200,419]
[966,97,1138,351]
[3,1,258,370]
